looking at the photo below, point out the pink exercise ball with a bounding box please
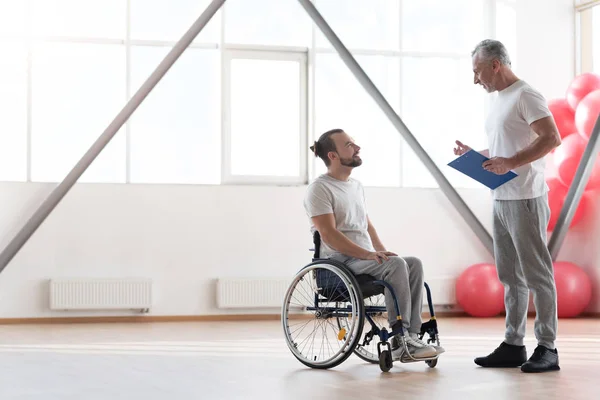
[548,98,577,139]
[566,72,600,111]
[456,263,505,317]
[554,261,593,318]
[575,89,600,140]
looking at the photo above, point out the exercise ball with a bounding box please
[566,72,600,111]
[575,89,600,140]
[554,261,593,318]
[553,133,600,191]
[548,98,577,139]
[455,263,505,317]
[547,177,588,231]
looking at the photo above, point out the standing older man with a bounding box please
[454,39,562,373]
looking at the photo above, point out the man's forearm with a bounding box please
[510,135,560,169]
[367,226,386,252]
[321,229,371,259]
[479,149,489,157]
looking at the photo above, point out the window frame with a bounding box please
[221,46,309,185]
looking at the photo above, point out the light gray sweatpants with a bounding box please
[328,253,424,333]
[493,194,558,349]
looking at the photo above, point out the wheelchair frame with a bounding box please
[281,231,441,372]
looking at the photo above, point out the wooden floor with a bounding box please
[0,316,598,399]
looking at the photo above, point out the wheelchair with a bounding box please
[281,231,441,372]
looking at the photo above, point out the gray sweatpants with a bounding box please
[329,253,424,333]
[493,194,558,349]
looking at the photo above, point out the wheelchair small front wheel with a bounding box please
[426,358,438,368]
[379,350,393,372]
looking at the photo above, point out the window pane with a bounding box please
[594,6,600,73]
[31,43,126,183]
[229,56,303,177]
[401,57,486,188]
[32,0,125,39]
[496,1,517,69]
[130,0,221,43]
[314,0,400,50]
[225,0,311,46]
[129,47,220,184]
[0,1,27,37]
[0,41,27,181]
[315,54,400,187]
[402,0,484,54]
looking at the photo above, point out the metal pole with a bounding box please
[297,0,495,256]
[0,0,227,274]
[548,114,600,260]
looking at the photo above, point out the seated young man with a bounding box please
[303,128,444,361]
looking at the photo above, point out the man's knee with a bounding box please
[403,256,423,273]
[387,256,408,271]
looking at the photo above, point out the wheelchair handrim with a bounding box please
[281,263,363,367]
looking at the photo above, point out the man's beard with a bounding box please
[340,156,362,168]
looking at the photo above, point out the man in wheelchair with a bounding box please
[304,128,445,361]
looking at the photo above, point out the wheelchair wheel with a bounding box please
[337,293,387,364]
[282,260,365,369]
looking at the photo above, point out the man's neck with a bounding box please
[327,167,352,182]
[495,69,520,91]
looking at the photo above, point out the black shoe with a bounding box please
[521,345,560,373]
[474,342,527,368]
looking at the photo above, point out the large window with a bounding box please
[223,49,307,184]
[314,54,401,187]
[130,0,221,43]
[31,42,127,183]
[0,0,516,189]
[225,0,311,47]
[129,47,220,184]
[0,40,27,181]
[400,57,487,188]
[402,0,485,55]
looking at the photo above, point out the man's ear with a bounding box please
[327,151,337,163]
[492,59,501,71]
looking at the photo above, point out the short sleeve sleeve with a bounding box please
[304,182,333,217]
[518,88,552,125]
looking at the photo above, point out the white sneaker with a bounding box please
[413,333,446,355]
[391,333,437,361]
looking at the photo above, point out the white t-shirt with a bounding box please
[486,79,552,200]
[303,174,375,258]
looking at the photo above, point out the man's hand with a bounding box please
[365,251,398,264]
[453,140,472,156]
[482,157,516,175]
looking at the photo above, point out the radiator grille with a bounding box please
[216,278,291,308]
[49,278,152,311]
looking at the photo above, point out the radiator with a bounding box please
[216,278,291,308]
[216,276,456,309]
[49,278,153,312]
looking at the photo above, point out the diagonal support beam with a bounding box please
[548,114,600,260]
[297,0,494,256]
[0,0,227,274]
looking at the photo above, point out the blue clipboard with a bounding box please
[447,150,518,190]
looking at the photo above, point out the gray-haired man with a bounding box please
[454,39,562,373]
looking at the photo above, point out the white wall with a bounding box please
[0,0,591,318]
